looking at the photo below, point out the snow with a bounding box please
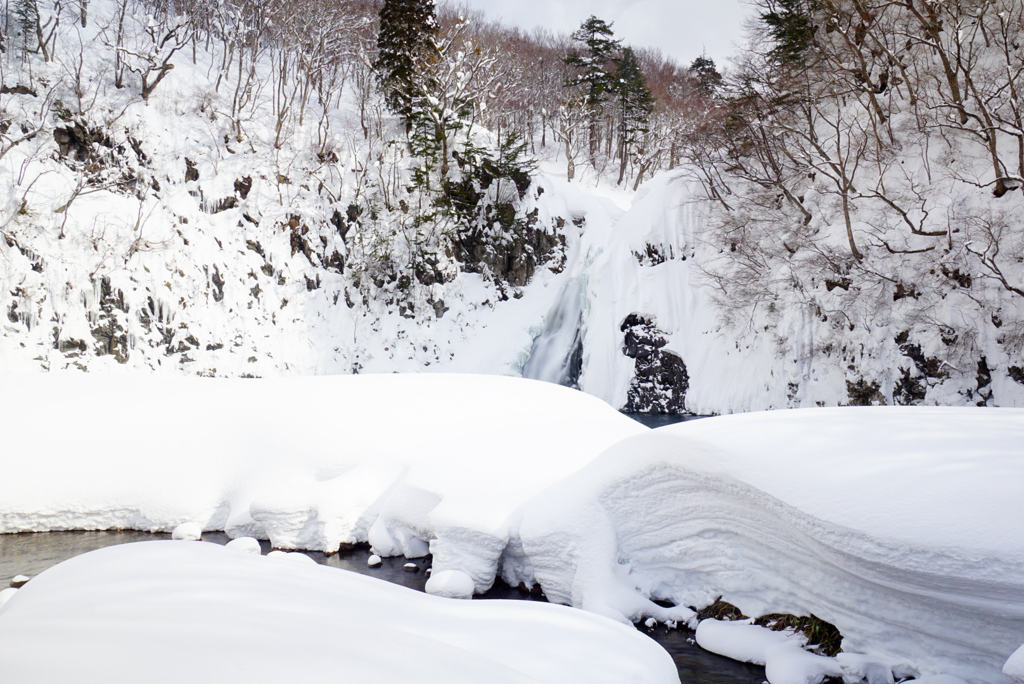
[0,541,678,684]
[696,620,843,684]
[2,368,1022,681]
[696,619,806,666]
[0,589,16,608]
[1007,646,1024,683]
[425,569,477,599]
[224,537,261,555]
[171,522,203,541]
[0,372,644,599]
[514,407,1024,683]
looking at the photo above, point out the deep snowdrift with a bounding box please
[0,373,644,594]
[514,407,1024,683]
[0,541,679,684]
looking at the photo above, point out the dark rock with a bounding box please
[53,124,113,162]
[1,84,37,96]
[621,314,688,413]
[234,176,253,200]
[893,367,926,405]
[754,613,843,657]
[846,378,885,406]
[90,277,130,363]
[634,243,671,266]
[211,196,237,213]
[695,598,746,622]
[976,357,992,406]
[893,281,919,301]
[211,265,225,302]
[185,158,199,183]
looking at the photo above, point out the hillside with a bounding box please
[1,0,1023,412]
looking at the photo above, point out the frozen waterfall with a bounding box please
[522,278,585,387]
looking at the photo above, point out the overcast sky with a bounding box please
[457,0,755,69]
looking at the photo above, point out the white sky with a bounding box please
[455,0,755,69]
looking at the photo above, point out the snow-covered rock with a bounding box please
[0,541,678,684]
[224,537,261,555]
[425,569,476,600]
[171,522,203,541]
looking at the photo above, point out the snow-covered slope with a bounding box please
[0,540,678,684]
[3,1,1022,413]
[514,407,1024,683]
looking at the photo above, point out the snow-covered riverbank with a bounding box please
[1,374,1021,683]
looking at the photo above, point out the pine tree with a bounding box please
[760,0,818,66]
[564,16,621,163]
[373,0,438,119]
[690,56,723,97]
[613,48,654,185]
[14,0,41,54]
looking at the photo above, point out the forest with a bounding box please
[2,0,1023,407]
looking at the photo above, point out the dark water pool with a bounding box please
[1,531,765,684]
[622,412,711,429]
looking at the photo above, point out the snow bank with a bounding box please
[515,407,1024,683]
[0,373,644,594]
[0,541,678,684]
[1007,645,1024,683]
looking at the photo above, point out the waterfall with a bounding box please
[522,278,585,388]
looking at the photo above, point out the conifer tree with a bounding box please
[759,0,818,66]
[373,0,438,119]
[613,47,654,185]
[690,56,723,96]
[564,16,621,163]
[14,0,41,54]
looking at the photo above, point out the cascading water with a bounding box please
[522,278,585,388]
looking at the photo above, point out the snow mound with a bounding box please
[1007,646,1024,683]
[425,569,476,599]
[224,537,261,555]
[516,407,1024,682]
[171,522,203,541]
[0,373,644,596]
[0,541,678,684]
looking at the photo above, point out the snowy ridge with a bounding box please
[515,408,1024,683]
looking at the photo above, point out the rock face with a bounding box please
[620,314,688,414]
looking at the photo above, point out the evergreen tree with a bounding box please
[373,0,437,119]
[690,55,723,96]
[613,47,654,185]
[14,0,41,54]
[564,16,621,163]
[760,0,818,66]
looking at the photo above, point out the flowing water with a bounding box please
[522,278,585,387]
[0,532,765,684]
